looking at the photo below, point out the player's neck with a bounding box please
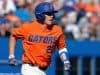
[41,24,47,28]
[37,20,52,29]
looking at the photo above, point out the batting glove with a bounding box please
[64,60,71,71]
[8,55,18,66]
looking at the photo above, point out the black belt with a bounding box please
[23,62,47,71]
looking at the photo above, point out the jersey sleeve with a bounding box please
[11,25,26,39]
[57,33,66,49]
[56,26,66,50]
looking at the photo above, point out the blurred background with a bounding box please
[0,0,100,75]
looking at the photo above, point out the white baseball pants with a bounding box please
[21,64,46,75]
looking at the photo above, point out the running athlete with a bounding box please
[8,2,70,75]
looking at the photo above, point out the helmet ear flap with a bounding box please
[36,14,45,21]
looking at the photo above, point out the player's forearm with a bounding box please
[59,48,70,70]
[59,48,69,61]
[9,35,17,58]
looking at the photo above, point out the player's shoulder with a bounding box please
[53,24,62,29]
[23,21,33,25]
[53,24,63,32]
[21,21,34,28]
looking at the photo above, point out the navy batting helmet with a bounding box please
[35,2,57,21]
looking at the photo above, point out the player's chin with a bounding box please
[46,21,53,25]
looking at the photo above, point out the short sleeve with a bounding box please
[57,28,66,49]
[12,25,26,39]
[57,32,66,50]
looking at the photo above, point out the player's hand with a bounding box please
[9,58,18,66]
[8,55,18,66]
[64,60,71,71]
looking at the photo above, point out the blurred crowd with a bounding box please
[0,0,100,41]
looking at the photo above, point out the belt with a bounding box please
[23,62,47,71]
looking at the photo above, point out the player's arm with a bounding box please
[59,48,70,71]
[57,30,70,71]
[9,34,16,56]
[8,24,25,66]
[8,24,25,65]
[9,34,18,66]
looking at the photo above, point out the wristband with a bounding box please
[9,54,15,59]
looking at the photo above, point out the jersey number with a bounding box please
[46,46,55,54]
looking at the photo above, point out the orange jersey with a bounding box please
[12,20,66,67]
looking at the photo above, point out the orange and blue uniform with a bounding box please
[12,20,66,67]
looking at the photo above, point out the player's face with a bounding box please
[44,12,54,25]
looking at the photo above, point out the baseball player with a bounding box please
[8,2,70,75]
